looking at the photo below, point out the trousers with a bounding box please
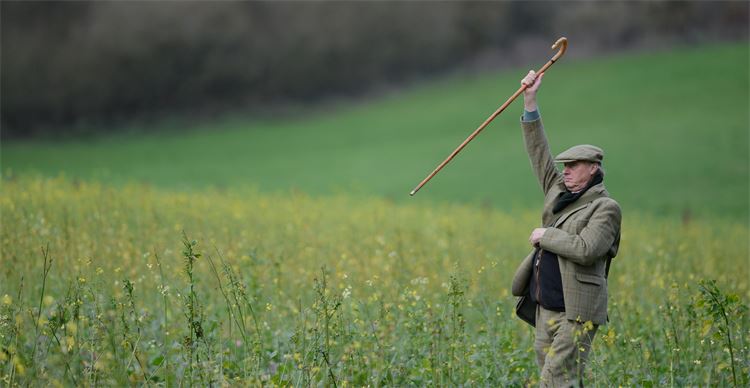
[534,305,598,387]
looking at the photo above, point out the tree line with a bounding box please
[1,1,747,138]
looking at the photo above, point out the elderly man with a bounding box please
[511,70,622,387]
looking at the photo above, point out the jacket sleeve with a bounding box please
[539,199,622,266]
[521,116,561,196]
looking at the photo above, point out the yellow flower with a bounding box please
[1,294,11,305]
[14,356,26,376]
[64,336,75,352]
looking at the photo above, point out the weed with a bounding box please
[0,177,747,385]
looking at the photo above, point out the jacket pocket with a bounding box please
[575,273,604,286]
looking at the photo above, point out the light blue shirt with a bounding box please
[522,109,540,122]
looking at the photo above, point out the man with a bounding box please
[511,70,622,387]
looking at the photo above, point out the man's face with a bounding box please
[562,161,598,192]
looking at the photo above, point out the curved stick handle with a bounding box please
[538,37,568,74]
[409,37,568,196]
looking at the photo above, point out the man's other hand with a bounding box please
[529,227,547,247]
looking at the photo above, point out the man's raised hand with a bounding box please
[522,70,544,112]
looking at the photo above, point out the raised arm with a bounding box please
[520,71,561,195]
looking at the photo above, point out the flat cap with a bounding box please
[554,144,604,163]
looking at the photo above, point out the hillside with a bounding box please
[2,42,748,220]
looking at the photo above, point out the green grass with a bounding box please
[2,42,748,386]
[1,177,748,385]
[2,42,748,221]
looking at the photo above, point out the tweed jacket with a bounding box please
[511,117,621,325]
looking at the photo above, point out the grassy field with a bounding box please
[1,42,749,386]
[2,42,748,221]
[0,177,748,386]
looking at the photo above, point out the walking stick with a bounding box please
[409,37,568,196]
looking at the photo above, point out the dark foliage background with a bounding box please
[1,1,747,138]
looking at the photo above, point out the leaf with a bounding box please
[150,354,164,366]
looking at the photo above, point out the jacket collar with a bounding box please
[578,182,608,202]
[550,183,609,226]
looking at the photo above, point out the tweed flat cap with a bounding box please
[554,144,604,163]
